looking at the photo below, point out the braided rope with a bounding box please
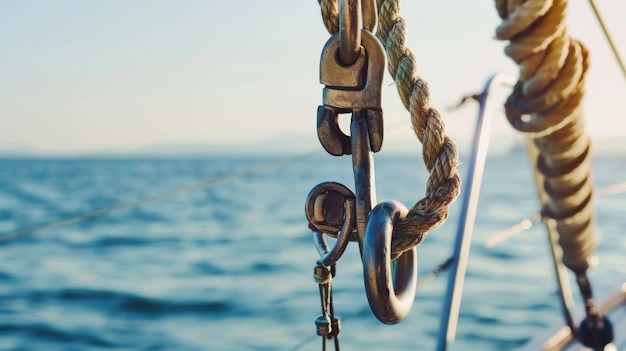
[317,0,462,257]
[318,0,339,34]
[495,0,596,272]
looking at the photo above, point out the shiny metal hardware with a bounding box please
[306,182,356,267]
[315,314,333,337]
[308,0,418,330]
[349,110,376,247]
[362,200,418,324]
[317,29,385,156]
[320,30,385,110]
[306,182,355,236]
[316,106,352,156]
[338,0,361,66]
[313,262,341,350]
[317,107,383,156]
[337,0,377,66]
[320,47,367,90]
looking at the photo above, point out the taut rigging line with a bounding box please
[0,151,318,245]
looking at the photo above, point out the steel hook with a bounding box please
[362,200,417,325]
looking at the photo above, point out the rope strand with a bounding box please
[318,0,461,256]
[495,0,596,273]
[318,0,339,34]
[377,0,462,257]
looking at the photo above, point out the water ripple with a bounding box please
[0,323,115,348]
[0,271,13,281]
[24,288,231,316]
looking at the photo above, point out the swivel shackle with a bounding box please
[316,12,386,156]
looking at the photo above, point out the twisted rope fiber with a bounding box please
[495,0,595,272]
[318,0,462,257]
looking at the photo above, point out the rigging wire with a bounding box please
[0,151,318,245]
[587,0,626,82]
[0,117,419,246]
[484,181,626,248]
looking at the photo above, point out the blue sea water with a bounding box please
[0,152,625,351]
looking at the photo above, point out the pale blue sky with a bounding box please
[1,1,624,154]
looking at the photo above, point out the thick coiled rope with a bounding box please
[495,0,596,273]
[317,0,462,258]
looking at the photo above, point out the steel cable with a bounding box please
[0,151,318,244]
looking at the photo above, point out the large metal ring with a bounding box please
[362,200,417,325]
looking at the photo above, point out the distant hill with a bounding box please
[0,134,623,157]
[0,146,37,157]
[96,134,321,157]
[0,135,321,158]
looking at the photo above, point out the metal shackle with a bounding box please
[317,107,384,156]
[316,29,386,156]
[320,29,386,110]
[362,200,418,325]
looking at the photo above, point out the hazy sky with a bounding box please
[1,1,625,154]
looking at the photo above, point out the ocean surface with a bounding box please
[0,151,625,351]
